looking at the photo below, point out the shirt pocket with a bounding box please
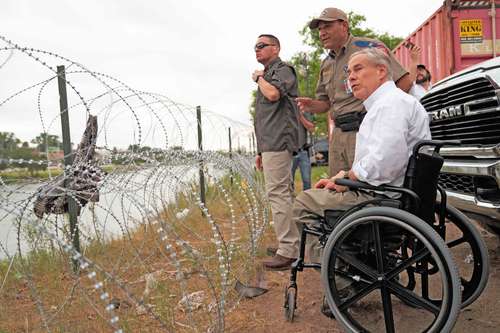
[320,68,333,85]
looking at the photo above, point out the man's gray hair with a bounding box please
[350,48,393,80]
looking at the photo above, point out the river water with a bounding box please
[0,164,224,259]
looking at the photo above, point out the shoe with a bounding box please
[262,254,296,271]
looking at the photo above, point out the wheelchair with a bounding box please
[283,140,490,333]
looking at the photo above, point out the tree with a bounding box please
[31,133,63,152]
[0,132,20,152]
[249,11,404,137]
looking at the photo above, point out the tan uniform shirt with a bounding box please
[315,34,408,176]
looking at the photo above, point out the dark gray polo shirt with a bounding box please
[254,57,300,153]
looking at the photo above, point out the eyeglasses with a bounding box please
[254,43,275,51]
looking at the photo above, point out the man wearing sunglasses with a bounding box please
[252,34,301,271]
[296,8,412,180]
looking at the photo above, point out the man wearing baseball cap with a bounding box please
[407,43,432,99]
[297,7,412,180]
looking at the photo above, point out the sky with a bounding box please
[0,0,444,149]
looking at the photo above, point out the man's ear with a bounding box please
[377,64,388,79]
[342,20,349,33]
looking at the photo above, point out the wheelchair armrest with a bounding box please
[334,179,421,210]
[334,179,381,191]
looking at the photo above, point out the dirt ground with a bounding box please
[225,223,500,333]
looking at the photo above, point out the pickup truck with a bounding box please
[420,56,500,235]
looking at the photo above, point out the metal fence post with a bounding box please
[197,106,206,206]
[57,65,80,271]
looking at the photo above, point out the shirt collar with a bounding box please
[265,57,281,71]
[363,80,396,110]
[328,34,353,58]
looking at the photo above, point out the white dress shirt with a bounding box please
[352,81,431,187]
[409,82,428,100]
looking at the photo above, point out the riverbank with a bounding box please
[0,166,331,332]
[0,170,271,332]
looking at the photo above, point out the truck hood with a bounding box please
[433,57,500,90]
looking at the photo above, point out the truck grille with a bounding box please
[438,173,474,195]
[421,78,500,145]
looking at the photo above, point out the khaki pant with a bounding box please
[262,151,299,258]
[329,128,357,177]
[292,189,374,263]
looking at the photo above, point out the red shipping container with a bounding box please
[393,0,500,83]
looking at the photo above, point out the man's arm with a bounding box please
[296,97,330,114]
[252,70,280,102]
[299,112,315,132]
[381,41,412,93]
[408,44,421,83]
[395,73,413,93]
[256,77,281,102]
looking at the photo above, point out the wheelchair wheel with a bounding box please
[434,203,489,308]
[321,207,461,333]
[284,286,297,322]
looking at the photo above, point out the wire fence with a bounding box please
[0,35,269,332]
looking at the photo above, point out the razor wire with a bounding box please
[0,35,270,332]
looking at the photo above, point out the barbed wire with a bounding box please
[0,35,268,332]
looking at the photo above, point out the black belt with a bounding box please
[334,111,366,132]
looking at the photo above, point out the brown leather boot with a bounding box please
[262,254,296,271]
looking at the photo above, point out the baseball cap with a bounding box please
[309,8,348,29]
[417,64,432,81]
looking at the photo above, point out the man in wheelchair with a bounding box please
[285,48,468,332]
[293,47,430,272]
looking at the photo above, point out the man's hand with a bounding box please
[314,171,349,192]
[331,170,349,192]
[252,70,264,83]
[296,97,313,113]
[409,44,421,64]
[298,112,315,132]
[255,155,263,171]
[314,178,334,189]
[296,97,330,114]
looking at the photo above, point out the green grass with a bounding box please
[0,168,62,181]
[292,165,328,192]
[0,164,118,182]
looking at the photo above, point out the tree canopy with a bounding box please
[31,133,63,152]
[0,132,47,174]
